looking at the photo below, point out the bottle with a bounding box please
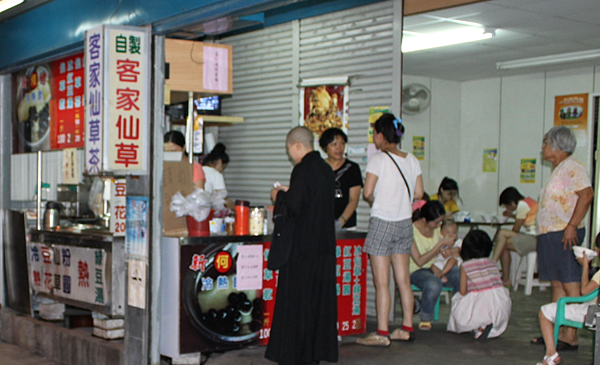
[235,200,250,235]
[249,206,265,236]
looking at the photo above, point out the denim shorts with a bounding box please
[363,217,413,256]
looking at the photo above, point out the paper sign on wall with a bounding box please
[62,148,79,184]
[413,136,425,160]
[128,260,146,309]
[368,106,389,143]
[482,149,497,173]
[236,245,263,290]
[554,93,588,147]
[520,158,536,183]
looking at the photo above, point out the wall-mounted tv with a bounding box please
[194,96,221,116]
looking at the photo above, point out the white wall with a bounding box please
[403,65,600,238]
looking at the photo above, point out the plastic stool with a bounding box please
[412,285,453,321]
[513,251,550,295]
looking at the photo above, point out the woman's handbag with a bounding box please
[267,191,295,270]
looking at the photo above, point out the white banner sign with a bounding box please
[84,25,104,175]
[28,242,108,306]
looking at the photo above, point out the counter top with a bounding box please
[176,230,367,245]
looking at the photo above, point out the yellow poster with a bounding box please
[482,149,497,173]
[520,158,536,183]
[368,106,389,143]
[554,93,588,130]
[413,136,425,160]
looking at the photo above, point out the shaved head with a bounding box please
[286,126,314,150]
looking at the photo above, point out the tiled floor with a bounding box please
[3,287,596,365]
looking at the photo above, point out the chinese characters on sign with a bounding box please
[203,46,229,92]
[85,26,104,174]
[28,242,107,305]
[108,29,147,173]
[236,245,263,290]
[85,25,149,175]
[110,178,127,236]
[51,54,85,150]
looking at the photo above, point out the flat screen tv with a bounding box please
[194,96,221,116]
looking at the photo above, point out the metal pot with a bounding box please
[43,201,62,230]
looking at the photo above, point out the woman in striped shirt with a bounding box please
[447,230,512,339]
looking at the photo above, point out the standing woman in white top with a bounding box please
[203,143,235,210]
[356,113,424,346]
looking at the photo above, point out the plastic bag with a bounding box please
[170,188,229,222]
[88,177,105,218]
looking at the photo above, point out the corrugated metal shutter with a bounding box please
[219,1,397,320]
[298,1,394,232]
[218,22,296,207]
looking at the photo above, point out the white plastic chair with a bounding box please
[513,251,550,295]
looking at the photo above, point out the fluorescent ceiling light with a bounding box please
[496,49,600,70]
[0,0,24,13]
[402,27,493,53]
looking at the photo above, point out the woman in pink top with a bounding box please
[531,126,593,349]
[164,131,206,189]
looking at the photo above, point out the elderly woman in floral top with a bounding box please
[531,126,593,354]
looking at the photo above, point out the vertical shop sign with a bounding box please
[85,25,104,174]
[84,25,150,175]
[111,178,127,236]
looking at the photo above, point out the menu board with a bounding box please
[12,53,85,153]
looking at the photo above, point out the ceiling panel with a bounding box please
[403,0,600,81]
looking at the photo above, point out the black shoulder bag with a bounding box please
[383,151,411,200]
[267,191,295,270]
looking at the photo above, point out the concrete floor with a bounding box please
[168,287,595,365]
[2,287,595,365]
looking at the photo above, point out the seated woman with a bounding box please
[164,130,205,189]
[536,249,600,365]
[319,128,363,230]
[430,177,461,218]
[203,143,235,210]
[491,187,538,286]
[410,201,460,330]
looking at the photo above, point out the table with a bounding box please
[455,221,514,237]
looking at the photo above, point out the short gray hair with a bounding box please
[544,126,576,154]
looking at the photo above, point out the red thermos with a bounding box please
[235,200,250,235]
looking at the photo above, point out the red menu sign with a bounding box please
[49,53,85,149]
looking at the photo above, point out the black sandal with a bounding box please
[530,336,544,345]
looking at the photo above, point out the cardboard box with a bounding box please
[163,161,194,237]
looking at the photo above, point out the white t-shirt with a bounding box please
[366,151,422,221]
[433,238,463,270]
[203,166,227,195]
[515,200,535,235]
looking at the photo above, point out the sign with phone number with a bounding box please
[260,238,367,344]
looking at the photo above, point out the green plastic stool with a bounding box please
[412,285,454,321]
[554,287,599,347]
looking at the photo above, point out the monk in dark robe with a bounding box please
[265,126,338,365]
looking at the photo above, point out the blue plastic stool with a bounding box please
[412,285,454,321]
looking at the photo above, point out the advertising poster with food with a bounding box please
[12,53,85,153]
[520,158,536,183]
[179,239,367,353]
[554,93,588,145]
[300,84,349,152]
